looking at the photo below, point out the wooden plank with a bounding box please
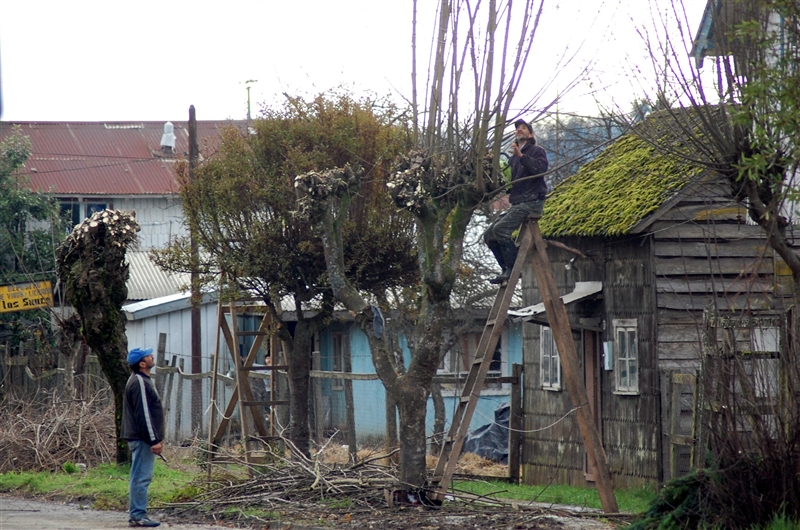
[155,333,167,397]
[658,324,706,342]
[175,358,184,440]
[162,355,177,431]
[654,239,770,258]
[656,277,774,294]
[529,222,618,513]
[656,341,711,360]
[657,204,748,223]
[655,257,772,275]
[657,292,774,311]
[508,364,522,483]
[651,223,765,240]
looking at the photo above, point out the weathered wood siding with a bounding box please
[521,235,659,489]
[650,177,794,481]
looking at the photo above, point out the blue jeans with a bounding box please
[129,440,156,520]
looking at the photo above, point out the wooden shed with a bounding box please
[514,110,795,489]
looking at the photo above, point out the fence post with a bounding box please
[509,363,522,483]
[162,355,178,436]
[155,333,167,397]
[175,358,185,441]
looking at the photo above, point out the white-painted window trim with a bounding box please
[540,326,561,391]
[613,318,639,395]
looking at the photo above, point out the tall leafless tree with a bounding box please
[296,0,586,488]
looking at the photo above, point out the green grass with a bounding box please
[452,478,656,513]
[0,463,199,511]
[753,513,800,530]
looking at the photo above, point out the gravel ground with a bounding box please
[0,494,622,530]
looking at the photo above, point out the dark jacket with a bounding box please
[122,371,164,445]
[509,140,548,204]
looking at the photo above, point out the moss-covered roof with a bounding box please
[539,114,707,237]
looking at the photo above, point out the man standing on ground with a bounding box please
[122,347,164,528]
[484,119,549,284]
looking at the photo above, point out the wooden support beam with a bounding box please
[529,222,619,513]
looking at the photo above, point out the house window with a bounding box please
[750,326,780,399]
[540,326,561,390]
[86,202,108,216]
[60,200,81,229]
[613,319,639,394]
[59,199,109,228]
[439,332,505,389]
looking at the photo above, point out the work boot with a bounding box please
[129,516,160,527]
[485,238,506,271]
[489,241,520,285]
[489,268,512,284]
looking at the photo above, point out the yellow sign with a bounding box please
[0,281,53,313]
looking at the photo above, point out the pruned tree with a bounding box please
[56,209,141,464]
[152,92,417,458]
[295,0,570,488]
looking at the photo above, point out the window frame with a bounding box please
[613,318,639,395]
[437,329,508,394]
[540,326,561,391]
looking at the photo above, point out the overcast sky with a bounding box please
[0,0,706,123]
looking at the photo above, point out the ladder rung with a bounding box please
[485,319,497,326]
[241,365,288,371]
[460,396,471,403]
[241,400,289,407]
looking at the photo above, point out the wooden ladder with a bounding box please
[431,217,619,513]
[207,293,289,468]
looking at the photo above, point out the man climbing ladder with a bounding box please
[484,118,549,284]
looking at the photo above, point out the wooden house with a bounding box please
[513,110,795,489]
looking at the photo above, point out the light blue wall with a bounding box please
[318,321,523,444]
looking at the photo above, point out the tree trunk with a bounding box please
[286,319,313,458]
[396,383,430,487]
[430,381,445,455]
[385,392,399,461]
[79,305,130,464]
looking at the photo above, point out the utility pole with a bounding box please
[244,79,258,120]
[188,105,203,436]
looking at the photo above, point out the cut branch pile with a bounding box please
[60,209,141,251]
[173,438,401,514]
[166,438,606,530]
[0,391,116,472]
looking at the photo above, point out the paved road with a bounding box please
[0,495,232,530]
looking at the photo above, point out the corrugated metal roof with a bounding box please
[0,120,246,195]
[126,250,191,301]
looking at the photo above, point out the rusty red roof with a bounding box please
[0,121,246,196]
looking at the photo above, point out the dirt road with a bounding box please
[0,495,235,530]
